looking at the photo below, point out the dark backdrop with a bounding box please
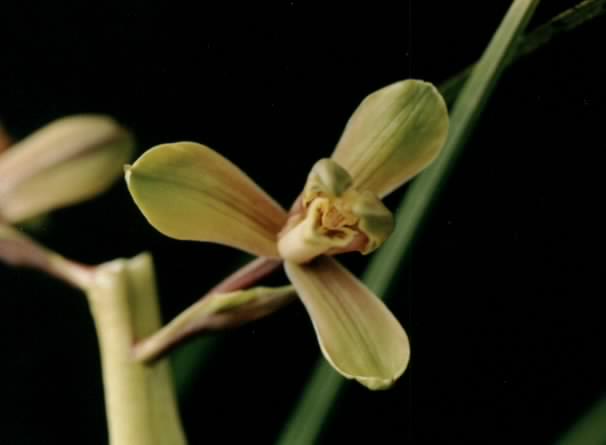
[1,1,604,444]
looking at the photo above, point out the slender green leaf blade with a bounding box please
[276,1,540,443]
[172,1,606,412]
[440,0,606,105]
[555,393,606,445]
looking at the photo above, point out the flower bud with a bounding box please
[0,115,134,223]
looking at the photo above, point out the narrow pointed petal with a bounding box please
[331,79,449,198]
[0,115,134,222]
[125,142,287,257]
[133,285,296,363]
[284,256,410,390]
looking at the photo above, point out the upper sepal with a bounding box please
[332,79,449,198]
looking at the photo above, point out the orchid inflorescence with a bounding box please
[126,79,449,390]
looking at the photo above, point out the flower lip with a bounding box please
[277,159,394,264]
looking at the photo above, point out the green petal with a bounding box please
[125,142,287,258]
[0,115,134,222]
[284,256,410,390]
[331,79,449,198]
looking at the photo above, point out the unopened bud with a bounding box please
[0,115,134,223]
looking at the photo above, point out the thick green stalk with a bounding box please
[276,1,540,443]
[87,253,187,445]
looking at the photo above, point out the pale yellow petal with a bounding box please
[331,79,449,198]
[125,142,287,257]
[0,115,134,222]
[284,256,410,390]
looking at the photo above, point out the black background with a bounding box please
[1,1,605,444]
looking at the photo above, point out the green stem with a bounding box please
[87,253,187,445]
[1,224,187,443]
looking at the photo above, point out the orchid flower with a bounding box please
[125,79,449,390]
